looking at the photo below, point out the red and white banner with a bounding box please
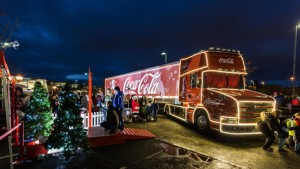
[105,63,180,97]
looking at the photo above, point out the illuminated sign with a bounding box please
[219,58,234,64]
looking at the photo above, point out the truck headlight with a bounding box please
[220,117,238,124]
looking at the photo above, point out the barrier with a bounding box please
[81,108,107,129]
[0,122,24,169]
[0,123,21,140]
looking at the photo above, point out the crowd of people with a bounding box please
[13,84,159,135]
[258,110,300,154]
[100,86,159,135]
[256,91,300,154]
[273,91,300,114]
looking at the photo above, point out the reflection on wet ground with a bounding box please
[159,141,213,163]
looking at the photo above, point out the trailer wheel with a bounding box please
[195,112,210,132]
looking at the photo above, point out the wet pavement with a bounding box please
[1,139,238,169]
[1,115,299,169]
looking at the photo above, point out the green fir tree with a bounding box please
[24,81,53,141]
[46,84,88,160]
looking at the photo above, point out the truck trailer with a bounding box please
[105,48,275,135]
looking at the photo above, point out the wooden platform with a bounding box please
[87,127,156,147]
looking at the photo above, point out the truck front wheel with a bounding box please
[195,112,210,133]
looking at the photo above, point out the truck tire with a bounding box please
[195,112,210,133]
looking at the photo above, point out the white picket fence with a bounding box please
[81,110,107,129]
[52,108,107,129]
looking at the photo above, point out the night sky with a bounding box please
[1,0,300,87]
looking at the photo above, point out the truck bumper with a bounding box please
[219,123,261,135]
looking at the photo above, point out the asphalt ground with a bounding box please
[0,116,240,169]
[0,138,240,169]
[1,114,299,169]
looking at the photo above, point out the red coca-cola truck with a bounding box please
[105,48,275,135]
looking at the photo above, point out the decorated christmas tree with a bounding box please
[24,81,53,141]
[46,84,88,160]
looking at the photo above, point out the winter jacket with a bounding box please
[106,105,119,128]
[113,91,124,110]
[286,118,296,136]
[258,120,274,138]
[278,117,289,138]
[104,94,114,103]
[131,100,139,113]
[275,95,284,108]
[150,103,159,113]
[139,97,148,114]
[266,114,281,132]
[291,118,300,140]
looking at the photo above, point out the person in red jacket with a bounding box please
[131,95,139,122]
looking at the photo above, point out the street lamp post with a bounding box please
[292,24,300,97]
[250,80,254,90]
[161,52,167,64]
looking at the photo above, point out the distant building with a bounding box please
[18,77,48,93]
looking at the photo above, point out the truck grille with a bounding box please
[239,102,273,123]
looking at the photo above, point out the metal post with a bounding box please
[88,67,92,128]
[11,79,16,144]
[2,68,14,169]
[161,52,167,64]
[293,25,299,97]
[165,53,167,64]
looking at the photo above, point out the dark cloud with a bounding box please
[1,0,300,86]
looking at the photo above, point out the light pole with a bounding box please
[250,80,254,90]
[290,76,294,88]
[161,52,167,64]
[292,24,300,97]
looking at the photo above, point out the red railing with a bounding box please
[0,121,25,166]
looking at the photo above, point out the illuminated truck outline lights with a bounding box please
[105,48,276,135]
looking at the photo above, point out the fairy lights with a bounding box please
[106,48,276,135]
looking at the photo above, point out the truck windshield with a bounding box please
[203,72,244,89]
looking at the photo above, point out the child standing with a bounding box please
[131,95,140,123]
[290,113,300,153]
[286,116,296,148]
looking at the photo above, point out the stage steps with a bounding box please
[88,127,155,147]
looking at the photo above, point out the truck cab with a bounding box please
[166,48,275,135]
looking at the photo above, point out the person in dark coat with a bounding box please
[113,86,124,131]
[150,99,159,122]
[15,87,25,119]
[139,95,148,121]
[101,101,119,134]
[268,111,289,152]
[50,94,59,114]
[258,112,275,151]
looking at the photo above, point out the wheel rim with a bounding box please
[197,115,207,130]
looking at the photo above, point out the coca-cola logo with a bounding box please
[204,98,224,106]
[123,72,161,95]
[219,58,234,64]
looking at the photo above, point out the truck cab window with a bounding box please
[204,72,245,89]
[190,73,197,88]
[190,73,200,88]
